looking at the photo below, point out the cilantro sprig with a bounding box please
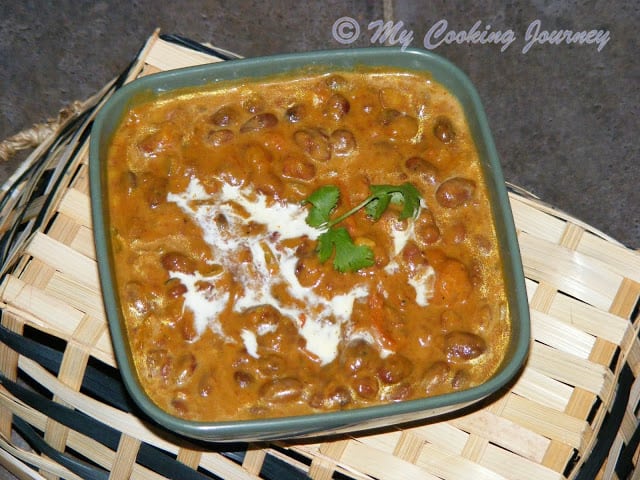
[303,182,422,272]
[317,227,375,273]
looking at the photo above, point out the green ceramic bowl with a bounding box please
[89,47,530,442]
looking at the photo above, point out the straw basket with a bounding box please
[0,32,638,480]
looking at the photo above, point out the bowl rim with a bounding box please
[89,46,531,441]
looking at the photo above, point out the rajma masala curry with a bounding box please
[105,68,510,421]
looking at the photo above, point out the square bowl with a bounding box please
[89,47,530,442]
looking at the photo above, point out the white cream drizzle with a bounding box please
[167,177,368,365]
[166,177,433,364]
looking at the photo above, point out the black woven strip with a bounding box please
[12,416,109,480]
[0,323,132,411]
[160,33,241,60]
[1,371,227,479]
[137,444,223,480]
[256,451,311,480]
[575,365,634,479]
[0,107,87,240]
[32,115,94,231]
[615,411,640,479]
[0,323,63,377]
[214,447,311,480]
[0,372,123,448]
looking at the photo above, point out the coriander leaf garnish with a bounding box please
[303,182,423,272]
[303,185,340,228]
[366,183,422,221]
[317,227,375,273]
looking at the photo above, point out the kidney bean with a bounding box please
[413,212,440,246]
[307,391,325,409]
[281,155,317,181]
[194,280,215,296]
[295,256,324,287]
[165,278,187,299]
[387,382,413,401]
[310,383,353,409]
[198,373,214,397]
[174,353,197,385]
[205,128,235,146]
[145,348,172,381]
[240,113,278,133]
[259,319,301,354]
[378,88,408,112]
[285,104,306,123]
[244,304,283,331]
[161,252,195,274]
[475,305,493,332]
[423,361,451,392]
[378,354,413,384]
[341,340,380,376]
[232,351,252,369]
[352,375,379,400]
[330,129,357,156]
[256,354,286,377]
[292,237,316,258]
[446,223,467,244]
[243,143,273,175]
[445,331,487,361]
[379,108,401,125]
[180,315,199,342]
[404,156,437,184]
[474,234,493,255]
[401,241,428,272]
[137,130,172,158]
[326,385,352,408]
[140,174,167,209]
[259,378,304,403]
[123,170,137,195]
[433,116,456,143]
[171,393,189,416]
[433,258,472,305]
[452,370,469,389]
[294,128,331,162]
[324,93,350,121]
[210,105,239,127]
[254,172,284,198]
[325,74,348,90]
[123,281,151,317]
[234,370,255,388]
[241,94,265,114]
[468,260,483,289]
[212,212,228,231]
[417,224,440,245]
[436,177,476,208]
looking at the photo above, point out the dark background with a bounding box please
[1,0,638,249]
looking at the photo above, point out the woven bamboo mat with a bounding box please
[0,31,638,480]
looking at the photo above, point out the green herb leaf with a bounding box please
[366,183,422,221]
[317,228,375,273]
[303,182,422,273]
[303,185,340,227]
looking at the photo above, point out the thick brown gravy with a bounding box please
[106,68,510,421]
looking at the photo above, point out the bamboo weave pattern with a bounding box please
[0,32,637,480]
